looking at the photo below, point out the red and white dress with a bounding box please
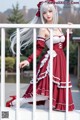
[23,32,74,111]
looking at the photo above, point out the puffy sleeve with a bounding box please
[27,37,46,63]
[63,33,72,49]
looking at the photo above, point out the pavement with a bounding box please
[0,74,80,110]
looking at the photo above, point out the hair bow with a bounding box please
[36,1,43,17]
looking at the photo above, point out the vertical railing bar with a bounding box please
[16,28,20,120]
[33,28,36,120]
[1,28,5,108]
[77,44,80,85]
[1,28,5,119]
[49,29,53,120]
[66,29,69,120]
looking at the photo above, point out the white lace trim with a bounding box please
[52,79,72,88]
[58,85,72,88]
[37,50,57,69]
[30,79,72,88]
[53,75,60,80]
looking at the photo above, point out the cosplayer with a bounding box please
[6,0,74,111]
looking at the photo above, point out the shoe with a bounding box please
[6,96,16,107]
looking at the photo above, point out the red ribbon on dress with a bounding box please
[36,0,55,17]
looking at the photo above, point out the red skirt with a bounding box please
[23,44,74,111]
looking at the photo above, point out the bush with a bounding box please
[5,57,15,72]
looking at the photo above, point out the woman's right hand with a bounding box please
[19,60,30,69]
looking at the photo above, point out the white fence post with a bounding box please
[33,28,36,120]
[16,28,20,120]
[49,29,53,120]
[65,29,70,120]
[1,28,5,110]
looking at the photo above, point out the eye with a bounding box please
[43,11,46,14]
[49,10,52,13]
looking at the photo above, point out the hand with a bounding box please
[67,22,73,33]
[19,60,30,69]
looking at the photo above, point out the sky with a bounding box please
[0,0,79,12]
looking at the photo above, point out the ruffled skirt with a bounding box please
[23,47,74,111]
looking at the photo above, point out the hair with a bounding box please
[10,2,58,54]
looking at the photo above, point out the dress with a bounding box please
[23,31,74,111]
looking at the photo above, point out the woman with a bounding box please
[6,0,74,111]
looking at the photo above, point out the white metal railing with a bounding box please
[0,24,80,120]
[16,28,20,119]
[49,29,53,120]
[1,28,5,108]
[33,28,36,120]
[66,29,69,119]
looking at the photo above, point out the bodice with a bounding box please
[45,35,65,49]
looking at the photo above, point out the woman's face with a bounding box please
[43,8,53,23]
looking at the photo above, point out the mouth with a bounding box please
[47,17,51,19]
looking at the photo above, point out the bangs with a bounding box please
[41,3,54,13]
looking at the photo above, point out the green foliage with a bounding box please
[20,56,27,62]
[69,29,80,74]
[8,3,25,24]
[0,39,12,57]
[7,2,25,36]
[69,41,78,73]
[5,57,15,72]
[0,57,15,72]
[5,39,11,56]
[21,44,33,56]
[72,29,80,37]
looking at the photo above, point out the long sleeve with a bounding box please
[27,37,46,63]
[63,33,72,49]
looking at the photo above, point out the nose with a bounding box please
[47,12,50,16]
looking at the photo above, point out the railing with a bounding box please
[0,24,80,120]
